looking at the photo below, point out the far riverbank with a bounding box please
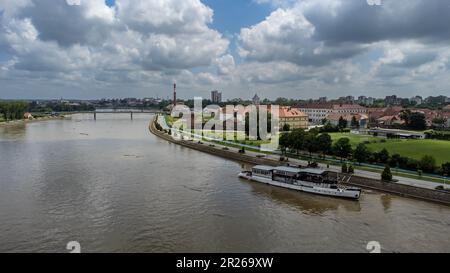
[0,115,70,127]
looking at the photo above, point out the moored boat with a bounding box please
[239,165,361,200]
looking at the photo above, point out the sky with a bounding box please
[0,0,450,100]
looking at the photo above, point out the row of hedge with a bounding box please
[425,130,450,141]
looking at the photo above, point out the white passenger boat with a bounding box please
[239,165,361,200]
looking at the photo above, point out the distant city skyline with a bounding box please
[1,0,450,100]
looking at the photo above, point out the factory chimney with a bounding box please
[173,83,177,106]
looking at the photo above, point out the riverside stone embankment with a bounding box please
[149,117,450,206]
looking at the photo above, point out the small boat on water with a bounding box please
[238,165,361,200]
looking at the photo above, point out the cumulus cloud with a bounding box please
[0,0,229,90]
[1,0,450,99]
[236,0,450,97]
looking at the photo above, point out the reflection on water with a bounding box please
[245,179,362,215]
[381,194,393,212]
[0,122,27,140]
[0,114,449,253]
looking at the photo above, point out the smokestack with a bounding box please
[173,83,177,106]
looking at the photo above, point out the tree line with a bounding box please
[425,130,450,141]
[279,129,450,176]
[29,101,95,112]
[0,101,29,121]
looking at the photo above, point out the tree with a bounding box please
[409,112,427,130]
[400,110,412,126]
[442,162,450,176]
[338,116,348,129]
[418,155,437,173]
[382,165,393,181]
[282,123,291,132]
[320,121,339,133]
[400,110,426,130]
[351,116,360,129]
[348,165,355,174]
[389,154,402,168]
[279,132,290,155]
[354,143,370,164]
[316,133,332,157]
[377,148,390,164]
[304,132,320,157]
[0,101,28,121]
[333,138,352,160]
[290,129,306,155]
[432,117,447,128]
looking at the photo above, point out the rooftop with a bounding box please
[274,166,301,173]
[279,107,308,118]
[332,104,367,110]
[327,113,368,121]
[299,103,333,109]
[253,165,275,171]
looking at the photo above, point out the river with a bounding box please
[0,114,449,253]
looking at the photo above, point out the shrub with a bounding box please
[442,162,450,176]
[425,130,450,141]
[405,158,419,170]
[348,165,355,174]
[342,163,348,174]
[418,155,437,174]
[376,148,390,164]
[382,165,393,181]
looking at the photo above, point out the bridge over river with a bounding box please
[52,109,162,120]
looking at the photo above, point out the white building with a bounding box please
[410,96,423,105]
[298,104,333,124]
[299,103,368,125]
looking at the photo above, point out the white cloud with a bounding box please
[1,0,450,99]
[0,0,230,94]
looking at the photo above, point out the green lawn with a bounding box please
[329,133,450,165]
[329,133,379,146]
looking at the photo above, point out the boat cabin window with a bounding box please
[253,169,272,176]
